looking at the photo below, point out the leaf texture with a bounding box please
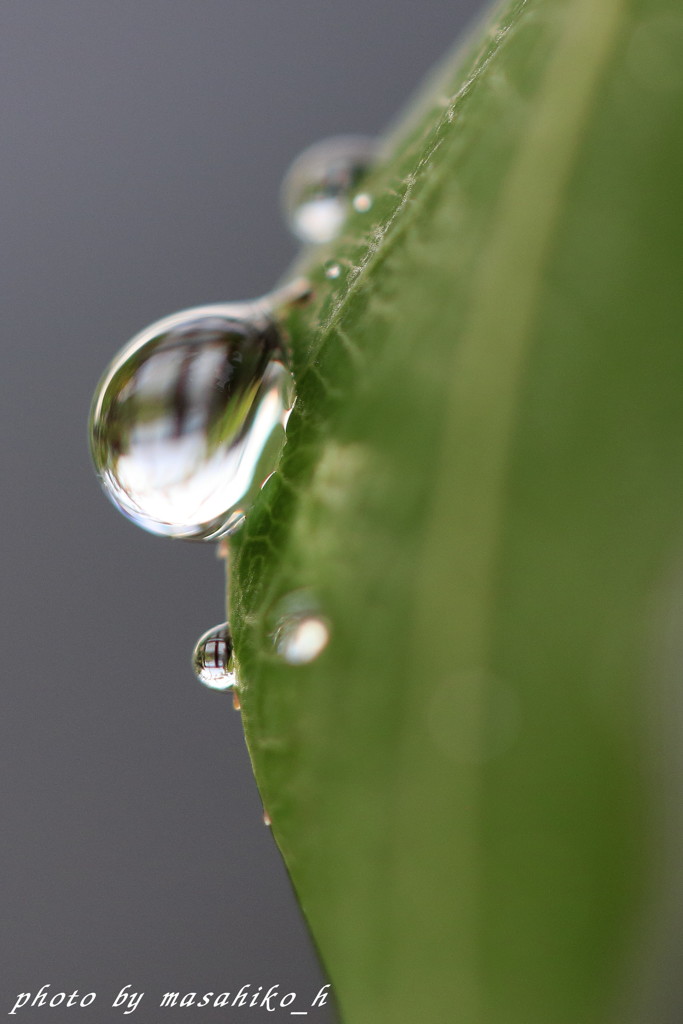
[231,1,683,1021]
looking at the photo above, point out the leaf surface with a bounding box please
[231,1,683,1020]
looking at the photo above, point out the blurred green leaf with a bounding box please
[231,0,683,1020]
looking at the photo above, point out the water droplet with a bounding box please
[89,298,294,540]
[324,261,342,280]
[270,591,330,665]
[263,810,272,827]
[232,689,241,711]
[191,622,236,691]
[282,135,377,244]
[352,192,373,213]
[276,614,330,665]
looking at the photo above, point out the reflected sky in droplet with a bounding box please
[352,192,373,213]
[269,591,331,666]
[292,197,347,245]
[281,135,377,245]
[192,622,236,691]
[90,301,293,540]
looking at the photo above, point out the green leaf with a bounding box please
[231,0,683,1021]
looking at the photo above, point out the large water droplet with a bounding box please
[89,299,293,540]
[192,622,236,691]
[281,135,377,245]
[270,591,330,665]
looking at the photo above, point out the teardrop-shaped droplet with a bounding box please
[89,299,293,540]
[281,135,377,245]
[192,622,236,691]
[269,591,330,665]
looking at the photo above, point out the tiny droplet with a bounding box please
[270,592,330,665]
[232,689,241,711]
[192,622,236,691]
[89,295,297,540]
[352,192,373,213]
[281,135,377,244]
[324,262,342,280]
[263,810,272,827]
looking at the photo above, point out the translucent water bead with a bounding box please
[192,622,236,691]
[89,293,298,540]
[275,612,330,665]
[281,135,377,244]
[269,590,330,665]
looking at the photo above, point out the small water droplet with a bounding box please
[89,298,294,540]
[352,192,373,213]
[232,689,241,711]
[191,622,236,691]
[277,615,330,665]
[263,810,272,827]
[324,261,342,280]
[282,135,377,244]
[270,591,330,665]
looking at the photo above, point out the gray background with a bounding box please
[0,1,483,1019]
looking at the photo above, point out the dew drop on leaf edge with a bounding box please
[281,134,377,245]
[89,300,294,541]
[192,622,237,691]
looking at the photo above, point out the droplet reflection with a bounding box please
[89,299,293,540]
[282,135,377,244]
[270,592,330,665]
[192,622,236,691]
[352,192,373,213]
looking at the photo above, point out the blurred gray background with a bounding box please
[0,1,483,1019]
